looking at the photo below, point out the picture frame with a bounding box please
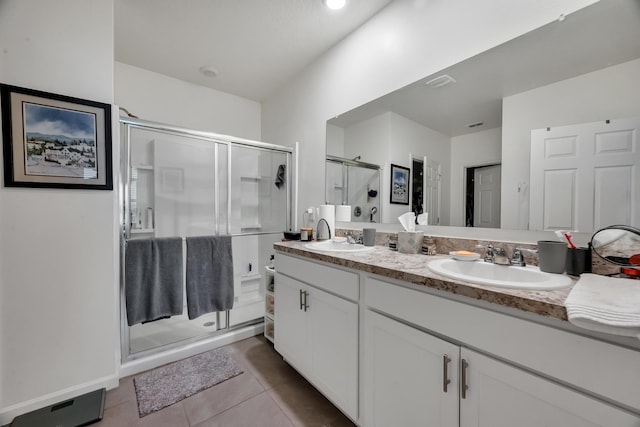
[1,83,112,190]
[390,163,410,205]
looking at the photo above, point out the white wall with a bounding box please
[450,127,502,227]
[387,113,451,225]
[326,124,345,158]
[501,58,640,229]
[261,0,598,224]
[0,0,118,423]
[115,62,262,140]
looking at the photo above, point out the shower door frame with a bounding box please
[119,117,295,363]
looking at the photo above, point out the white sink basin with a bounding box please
[305,241,375,253]
[427,258,573,290]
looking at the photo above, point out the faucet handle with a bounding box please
[512,247,537,267]
[476,243,494,262]
[511,248,526,266]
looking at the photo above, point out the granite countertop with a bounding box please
[274,241,575,321]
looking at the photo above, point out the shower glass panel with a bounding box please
[348,166,381,223]
[121,120,292,360]
[228,145,289,327]
[325,156,381,222]
[326,160,345,205]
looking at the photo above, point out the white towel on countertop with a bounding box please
[565,273,640,338]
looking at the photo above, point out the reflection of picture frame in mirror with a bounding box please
[390,164,410,205]
[1,83,112,190]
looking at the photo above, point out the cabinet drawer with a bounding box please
[276,254,359,301]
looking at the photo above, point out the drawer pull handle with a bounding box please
[299,289,304,310]
[303,291,310,311]
[443,354,451,393]
[461,359,469,399]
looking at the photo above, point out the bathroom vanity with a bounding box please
[273,241,640,426]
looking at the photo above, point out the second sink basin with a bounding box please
[305,240,375,253]
[427,258,573,290]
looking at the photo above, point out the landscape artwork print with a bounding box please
[23,103,98,179]
[1,83,112,190]
[390,164,410,205]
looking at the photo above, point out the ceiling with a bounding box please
[329,0,640,137]
[114,0,392,102]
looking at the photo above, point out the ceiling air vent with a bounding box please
[425,74,456,88]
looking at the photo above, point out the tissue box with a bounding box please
[398,231,423,254]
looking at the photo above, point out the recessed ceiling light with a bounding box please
[324,0,346,11]
[425,74,456,88]
[199,65,218,78]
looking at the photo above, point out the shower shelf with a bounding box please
[240,273,261,282]
[134,165,154,170]
[264,266,276,343]
[131,228,154,234]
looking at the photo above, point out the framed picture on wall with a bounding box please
[1,83,112,190]
[390,163,410,205]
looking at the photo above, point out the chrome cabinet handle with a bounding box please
[461,359,469,399]
[443,354,451,392]
[299,289,304,310]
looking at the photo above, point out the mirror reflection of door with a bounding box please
[412,156,441,225]
[466,164,501,228]
[411,158,424,219]
[529,117,640,232]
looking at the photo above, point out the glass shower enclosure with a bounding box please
[120,118,293,361]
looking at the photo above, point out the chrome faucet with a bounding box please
[316,218,332,240]
[476,244,518,266]
[477,244,538,266]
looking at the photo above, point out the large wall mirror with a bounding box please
[326,0,640,233]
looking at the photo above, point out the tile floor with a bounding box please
[96,335,357,427]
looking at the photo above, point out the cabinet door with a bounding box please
[364,310,459,427]
[460,348,640,427]
[274,274,309,372]
[308,286,358,420]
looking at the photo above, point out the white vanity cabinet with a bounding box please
[459,347,639,426]
[364,276,640,427]
[364,310,460,427]
[274,254,359,421]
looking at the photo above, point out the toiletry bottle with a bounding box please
[388,234,398,251]
[423,236,437,255]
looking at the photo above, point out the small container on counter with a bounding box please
[300,227,313,241]
[422,236,437,255]
[388,234,398,251]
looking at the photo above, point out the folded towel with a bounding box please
[125,238,184,326]
[186,235,234,319]
[565,273,640,338]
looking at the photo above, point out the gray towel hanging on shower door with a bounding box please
[185,235,234,319]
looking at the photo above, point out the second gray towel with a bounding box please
[186,235,234,319]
